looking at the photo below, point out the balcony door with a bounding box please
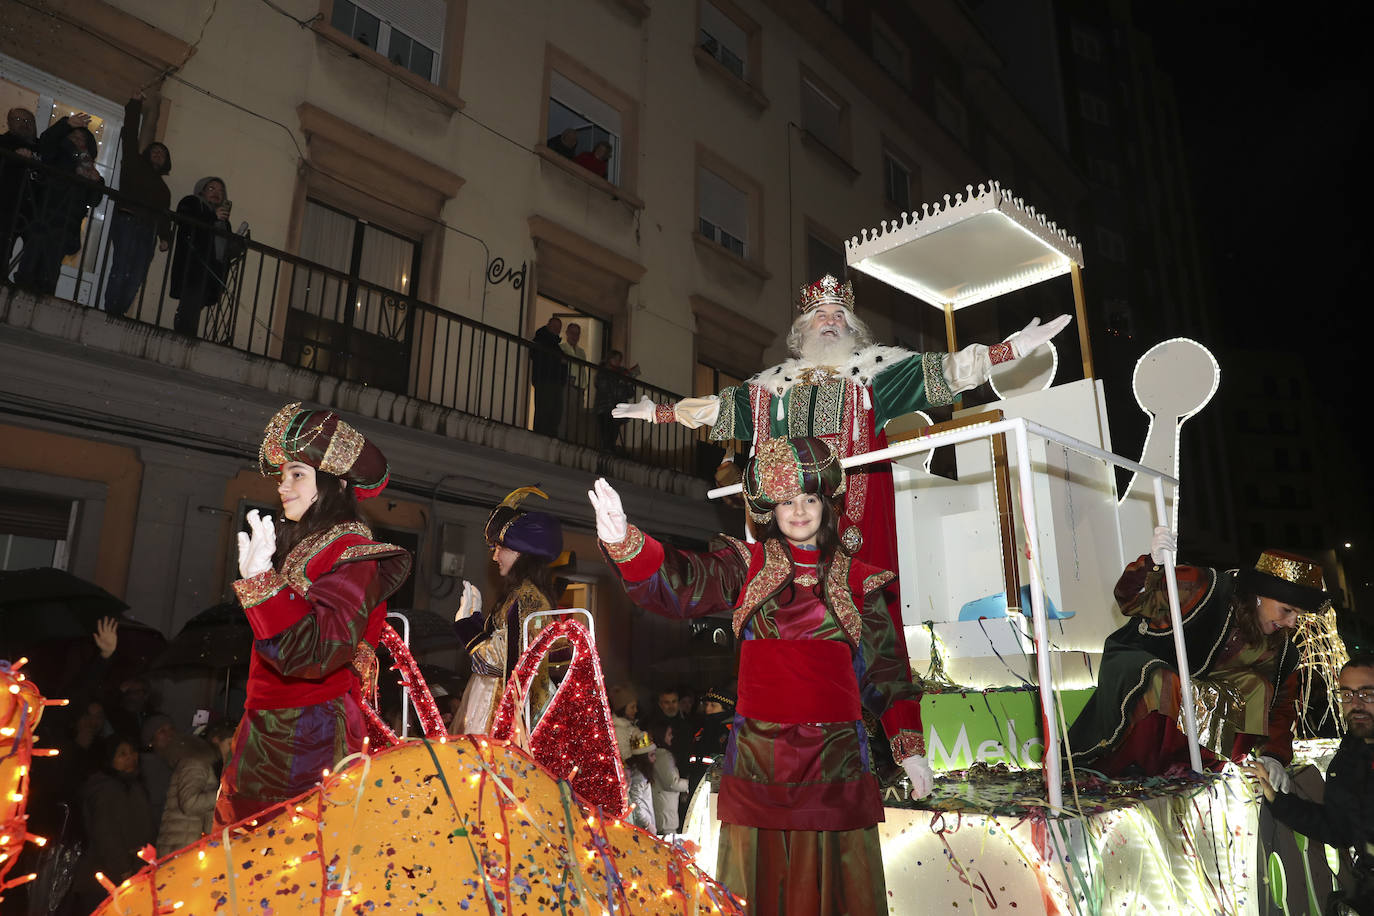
[284,199,420,392]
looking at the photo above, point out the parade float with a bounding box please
[692,180,1350,914]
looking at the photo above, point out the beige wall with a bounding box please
[43,0,1080,398]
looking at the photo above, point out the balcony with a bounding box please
[1,147,714,490]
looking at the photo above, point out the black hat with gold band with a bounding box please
[1238,549,1332,613]
[258,402,389,499]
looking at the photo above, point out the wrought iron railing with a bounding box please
[0,146,709,474]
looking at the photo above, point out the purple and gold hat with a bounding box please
[485,486,563,560]
[742,436,845,524]
[258,403,390,499]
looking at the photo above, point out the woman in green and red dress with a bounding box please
[214,403,411,828]
[588,436,930,916]
[1067,526,1332,780]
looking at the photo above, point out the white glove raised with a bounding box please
[902,754,934,799]
[1257,755,1292,794]
[454,579,482,622]
[236,509,276,579]
[588,477,629,544]
[1009,314,1072,358]
[611,396,656,422]
[1150,525,1177,566]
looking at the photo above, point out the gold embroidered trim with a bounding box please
[234,569,284,608]
[710,386,740,441]
[320,420,365,475]
[604,525,646,563]
[794,573,819,587]
[891,730,926,761]
[282,521,374,596]
[1254,552,1325,589]
[720,534,753,568]
[353,641,380,702]
[338,542,403,563]
[862,570,896,595]
[922,352,954,407]
[733,539,791,637]
[825,553,861,645]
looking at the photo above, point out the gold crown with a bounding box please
[1255,551,1325,590]
[797,275,854,314]
[630,730,653,752]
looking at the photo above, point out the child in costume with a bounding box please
[215,403,410,827]
[589,436,930,915]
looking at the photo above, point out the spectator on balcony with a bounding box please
[14,111,105,296]
[593,349,640,454]
[546,127,579,160]
[560,321,590,440]
[574,140,612,181]
[1,107,40,278]
[530,315,565,437]
[104,94,171,319]
[170,176,241,337]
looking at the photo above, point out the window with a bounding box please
[0,488,74,570]
[695,362,744,399]
[801,72,849,157]
[285,199,420,392]
[871,17,910,87]
[1095,226,1126,262]
[806,228,846,284]
[934,81,967,144]
[882,149,912,212]
[330,0,444,82]
[1070,24,1102,62]
[699,1,748,80]
[1078,90,1111,126]
[698,167,749,258]
[1275,448,1290,471]
[544,48,640,191]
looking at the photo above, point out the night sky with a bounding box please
[1134,3,1371,353]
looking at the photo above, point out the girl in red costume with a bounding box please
[214,403,411,828]
[589,436,929,916]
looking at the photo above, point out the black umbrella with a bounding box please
[151,602,254,670]
[0,567,130,648]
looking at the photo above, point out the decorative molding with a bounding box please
[693,46,769,113]
[534,145,645,211]
[690,294,776,378]
[692,232,772,282]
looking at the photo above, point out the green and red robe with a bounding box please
[1066,555,1299,774]
[215,521,410,827]
[710,348,955,659]
[605,526,923,916]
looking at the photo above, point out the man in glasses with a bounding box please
[1246,654,1374,914]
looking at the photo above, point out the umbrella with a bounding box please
[384,608,459,650]
[0,567,130,648]
[151,602,254,670]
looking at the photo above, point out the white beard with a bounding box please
[798,329,856,367]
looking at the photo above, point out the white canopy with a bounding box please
[845,181,1083,311]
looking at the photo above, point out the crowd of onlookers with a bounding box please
[608,683,736,836]
[1,96,244,338]
[531,314,643,454]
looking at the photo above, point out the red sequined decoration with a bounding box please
[489,619,628,817]
[364,623,447,745]
[654,402,677,424]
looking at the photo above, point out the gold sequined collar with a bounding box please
[282,521,373,596]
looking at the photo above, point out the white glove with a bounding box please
[1009,314,1072,358]
[1150,525,1177,565]
[1257,755,1292,794]
[902,754,934,799]
[454,580,482,622]
[588,478,629,544]
[611,396,656,422]
[236,509,275,579]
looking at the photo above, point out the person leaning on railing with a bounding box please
[170,175,243,338]
[104,93,172,319]
[13,111,104,296]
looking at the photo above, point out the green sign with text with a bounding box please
[923,688,1094,771]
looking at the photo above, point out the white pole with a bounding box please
[1013,420,1062,811]
[1151,477,1203,773]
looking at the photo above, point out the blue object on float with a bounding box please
[957,585,1074,621]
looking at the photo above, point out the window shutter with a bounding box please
[357,0,446,50]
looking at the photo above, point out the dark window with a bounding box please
[883,152,911,211]
[806,231,846,283]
